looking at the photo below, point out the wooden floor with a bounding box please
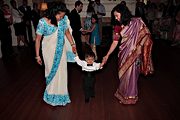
[0,39,180,120]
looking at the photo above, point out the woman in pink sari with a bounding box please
[103,4,154,104]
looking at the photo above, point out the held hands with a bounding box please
[80,28,88,34]
[100,55,109,69]
[102,55,109,65]
[100,62,105,69]
[71,44,77,54]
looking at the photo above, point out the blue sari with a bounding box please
[36,16,75,106]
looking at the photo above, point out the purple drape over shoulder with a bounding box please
[114,17,154,104]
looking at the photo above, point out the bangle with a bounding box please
[71,43,75,46]
[35,56,40,59]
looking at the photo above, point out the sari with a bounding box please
[36,15,75,106]
[114,17,154,104]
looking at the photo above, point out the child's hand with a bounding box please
[100,62,104,69]
[79,28,83,31]
[81,31,87,35]
[102,55,109,64]
[85,41,90,45]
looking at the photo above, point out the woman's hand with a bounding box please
[102,41,118,64]
[102,55,109,64]
[35,56,42,65]
[71,44,77,54]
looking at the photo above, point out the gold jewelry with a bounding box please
[35,56,40,59]
[71,43,75,46]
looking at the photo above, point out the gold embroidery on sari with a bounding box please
[119,25,154,78]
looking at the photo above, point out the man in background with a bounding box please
[94,0,106,41]
[69,1,84,59]
[19,0,33,45]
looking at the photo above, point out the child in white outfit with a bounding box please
[74,51,104,103]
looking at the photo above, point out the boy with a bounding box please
[74,51,104,103]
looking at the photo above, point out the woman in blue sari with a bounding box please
[35,2,76,106]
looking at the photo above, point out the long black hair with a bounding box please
[91,14,98,23]
[43,2,67,26]
[111,4,133,26]
[87,1,95,13]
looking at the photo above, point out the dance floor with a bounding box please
[0,39,180,120]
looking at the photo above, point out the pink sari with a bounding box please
[114,18,154,104]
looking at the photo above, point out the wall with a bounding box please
[65,0,136,17]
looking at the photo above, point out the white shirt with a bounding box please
[94,3,106,18]
[11,8,23,23]
[74,56,102,72]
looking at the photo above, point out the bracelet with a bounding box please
[71,43,75,46]
[35,56,40,59]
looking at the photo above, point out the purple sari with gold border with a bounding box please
[113,17,154,104]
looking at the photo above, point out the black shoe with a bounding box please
[85,98,90,103]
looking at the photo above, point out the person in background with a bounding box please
[145,2,157,33]
[35,2,76,106]
[83,0,95,45]
[135,1,148,25]
[94,0,106,41]
[120,0,126,6]
[0,1,15,60]
[69,1,83,59]
[10,0,27,48]
[171,6,180,46]
[19,0,33,45]
[2,4,13,24]
[82,14,101,61]
[31,2,40,30]
[102,4,154,105]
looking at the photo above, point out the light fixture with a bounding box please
[40,2,48,11]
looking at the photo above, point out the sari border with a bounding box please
[119,28,153,78]
[114,89,138,105]
[45,17,67,85]
[43,90,71,106]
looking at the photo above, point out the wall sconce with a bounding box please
[40,2,48,11]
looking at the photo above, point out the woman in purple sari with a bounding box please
[103,4,154,104]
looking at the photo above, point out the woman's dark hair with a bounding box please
[87,1,95,13]
[44,2,67,26]
[120,1,126,6]
[111,4,133,26]
[2,3,9,8]
[75,1,83,7]
[10,0,17,9]
[91,14,98,23]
